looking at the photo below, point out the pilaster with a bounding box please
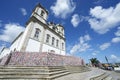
[39,27,46,52]
[20,22,34,51]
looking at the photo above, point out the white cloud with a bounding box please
[70,34,91,54]
[112,37,120,43]
[0,23,25,42]
[99,42,111,50]
[88,2,120,34]
[115,27,120,36]
[92,53,97,56]
[71,14,89,27]
[50,0,76,18]
[84,34,91,41]
[111,54,117,59]
[118,27,120,29]
[93,0,104,4]
[111,27,120,43]
[20,8,27,16]
[71,14,80,27]
[79,34,91,44]
[92,51,99,56]
[110,54,120,62]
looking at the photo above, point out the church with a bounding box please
[0,3,66,58]
[0,4,85,78]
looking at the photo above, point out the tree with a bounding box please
[90,58,100,67]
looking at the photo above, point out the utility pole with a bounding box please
[105,56,109,65]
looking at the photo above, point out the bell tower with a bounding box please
[31,3,48,24]
[16,3,49,52]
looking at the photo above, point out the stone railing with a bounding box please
[1,52,84,66]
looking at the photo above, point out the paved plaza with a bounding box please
[54,67,120,80]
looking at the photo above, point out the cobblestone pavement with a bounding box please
[54,68,105,80]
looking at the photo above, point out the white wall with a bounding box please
[61,50,65,55]
[42,44,60,54]
[10,34,23,52]
[26,39,40,52]
[42,44,65,55]
[60,39,66,51]
[0,48,10,59]
[18,21,35,51]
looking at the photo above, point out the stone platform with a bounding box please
[0,52,91,80]
[0,52,84,66]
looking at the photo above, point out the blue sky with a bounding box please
[0,0,120,63]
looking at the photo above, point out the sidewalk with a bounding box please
[54,67,105,80]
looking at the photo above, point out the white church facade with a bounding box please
[0,3,66,58]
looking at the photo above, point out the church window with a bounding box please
[46,34,50,43]
[34,28,40,39]
[62,43,64,50]
[61,28,63,32]
[14,48,16,51]
[52,37,55,46]
[52,27,55,30]
[41,10,45,17]
[61,28,64,35]
[56,39,59,47]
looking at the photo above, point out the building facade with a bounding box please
[0,3,66,58]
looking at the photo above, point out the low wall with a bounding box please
[1,52,84,66]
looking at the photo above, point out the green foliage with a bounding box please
[90,58,100,67]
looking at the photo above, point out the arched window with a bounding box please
[41,10,45,17]
[34,28,40,39]
[52,37,55,46]
[62,42,64,50]
[56,39,59,47]
[46,34,50,43]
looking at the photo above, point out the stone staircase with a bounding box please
[90,72,113,80]
[0,66,70,80]
[65,66,91,73]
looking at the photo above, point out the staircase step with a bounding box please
[0,75,48,79]
[0,68,66,73]
[0,66,48,69]
[0,66,71,80]
[0,72,70,80]
[104,76,113,80]
[0,66,66,72]
[0,69,49,72]
[0,70,68,75]
[65,66,91,73]
[0,79,40,80]
[49,68,66,72]
[48,66,65,69]
[50,70,69,76]
[100,73,109,80]
[47,72,70,79]
[0,72,48,75]
[90,72,110,80]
